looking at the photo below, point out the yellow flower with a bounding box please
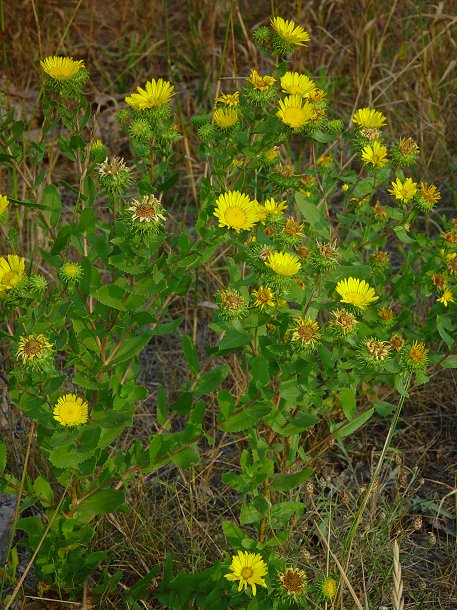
[278,566,307,601]
[53,393,89,427]
[215,91,239,106]
[352,108,387,129]
[0,194,9,214]
[266,251,301,276]
[214,107,238,129]
[40,56,85,80]
[271,17,310,46]
[319,576,337,600]
[263,197,287,218]
[437,289,454,307]
[336,277,379,310]
[0,255,25,294]
[252,285,275,309]
[291,317,321,349]
[225,550,267,596]
[388,177,417,203]
[280,71,315,96]
[89,139,104,151]
[127,195,166,226]
[277,95,314,129]
[406,340,429,369]
[125,78,174,110]
[419,182,441,204]
[247,69,276,90]
[361,141,388,168]
[17,334,53,365]
[213,191,259,232]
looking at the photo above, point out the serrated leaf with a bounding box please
[270,467,313,491]
[72,489,125,519]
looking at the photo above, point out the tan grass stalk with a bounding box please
[392,539,404,610]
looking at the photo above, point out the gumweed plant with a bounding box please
[0,14,455,610]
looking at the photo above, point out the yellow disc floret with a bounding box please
[213,191,259,232]
[53,393,89,427]
[277,95,314,129]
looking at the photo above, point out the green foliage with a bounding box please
[0,12,455,609]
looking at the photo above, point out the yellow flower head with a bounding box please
[437,289,454,307]
[407,340,429,367]
[214,107,238,129]
[280,71,315,96]
[125,78,174,110]
[53,393,89,427]
[247,69,276,90]
[277,95,314,129]
[17,334,53,365]
[352,108,387,129]
[40,56,85,80]
[263,197,287,218]
[266,251,301,276]
[89,139,104,151]
[278,566,307,601]
[215,91,239,107]
[388,177,417,203]
[213,191,259,232]
[0,194,9,215]
[319,576,337,600]
[419,182,441,204]
[252,285,275,309]
[127,195,166,226]
[336,277,379,310]
[361,141,388,169]
[271,17,310,46]
[225,550,267,596]
[0,255,25,293]
[291,317,321,349]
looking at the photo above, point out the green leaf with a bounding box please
[295,192,329,238]
[375,401,397,417]
[442,355,457,369]
[270,467,313,491]
[109,332,153,366]
[78,207,96,233]
[339,387,356,420]
[72,489,125,519]
[33,476,54,506]
[334,408,374,438]
[218,328,251,351]
[156,384,169,427]
[281,412,319,436]
[51,225,71,255]
[49,445,95,468]
[41,184,62,227]
[193,364,229,396]
[270,501,304,521]
[436,315,455,347]
[222,520,246,548]
[181,334,200,375]
[171,446,200,468]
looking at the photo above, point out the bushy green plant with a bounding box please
[0,15,455,609]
